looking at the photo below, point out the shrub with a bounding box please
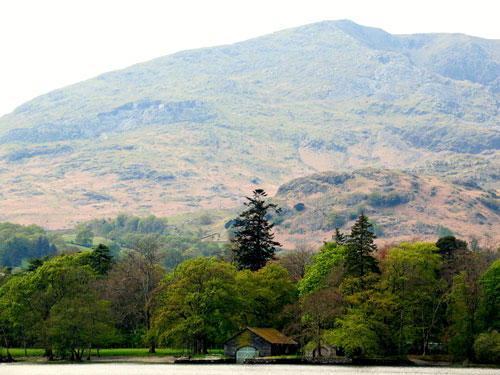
[367,191,409,207]
[294,203,306,212]
[198,214,213,226]
[473,331,500,364]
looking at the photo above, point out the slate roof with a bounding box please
[247,327,297,345]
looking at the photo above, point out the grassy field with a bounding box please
[7,348,45,357]
[6,348,224,358]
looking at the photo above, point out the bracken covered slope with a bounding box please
[0,20,499,228]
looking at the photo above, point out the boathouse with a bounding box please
[224,327,298,362]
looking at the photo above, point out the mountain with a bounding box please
[0,20,499,229]
[272,168,500,247]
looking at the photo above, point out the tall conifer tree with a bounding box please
[231,189,281,271]
[345,213,379,278]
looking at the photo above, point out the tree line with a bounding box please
[0,214,223,272]
[0,189,499,363]
[0,223,56,268]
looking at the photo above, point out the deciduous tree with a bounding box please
[235,263,295,328]
[150,258,238,354]
[381,242,443,355]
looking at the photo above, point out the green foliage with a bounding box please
[446,252,488,361]
[74,214,222,271]
[324,309,381,358]
[367,191,409,207]
[75,227,94,248]
[160,235,221,270]
[473,330,500,364]
[301,287,345,357]
[381,242,443,354]
[435,236,467,260]
[0,223,57,267]
[0,253,115,358]
[297,242,345,297]
[87,244,113,276]
[235,264,295,328]
[2,202,500,362]
[47,296,115,360]
[151,257,238,353]
[345,214,379,278]
[480,259,500,331]
[24,257,46,273]
[86,214,169,239]
[231,189,281,271]
[5,347,222,358]
[150,258,296,354]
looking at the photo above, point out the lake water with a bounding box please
[1,364,500,375]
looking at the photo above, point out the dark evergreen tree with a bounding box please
[89,244,113,275]
[334,228,346,245]
[436,235,468,284]
[436,235,467,261]
[345,213,379,278]
[231,189,281,271]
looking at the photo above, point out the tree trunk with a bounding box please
[399,308,404,355]
[149,341,156,353]
[44,348,54,361]
[315,323,322,358]
[0,327,13,362]
[422,308,426,356]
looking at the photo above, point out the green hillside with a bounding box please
[0,20,499,228]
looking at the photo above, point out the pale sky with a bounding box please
[1,0,499,117]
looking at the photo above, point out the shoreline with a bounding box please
[4,356,500,368]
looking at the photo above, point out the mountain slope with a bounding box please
[0,20,499,228]
[272,168,500,246]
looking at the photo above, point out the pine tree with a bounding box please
[345,213,379,278]
[334,228,346,245]
[89,244,113,275]
[231,189,281,271]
